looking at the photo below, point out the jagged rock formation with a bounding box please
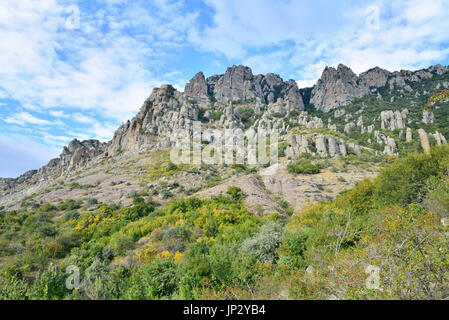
[334,109,346,118]
[33,138,107,178]
[406,128,413,142]
[212,66,258,104]
[359,66,390,88]
[297,112,324,129]
[311,64,369,113]
[383,137,398,156]
[418,129,431,154]
[62,139,108,171]
[422,110,435,124]
[344,122,356,134]
[0,178,16,192]
[0,138,107,196]
[310,64,449,112]
[373,131,398,155]
[184,72,209,105]
[110,84,199,153]
[186,65,305,112]
[380,109,408,130]
[285,133,369,159]
[433,131,447,145]
[2,63,449,209]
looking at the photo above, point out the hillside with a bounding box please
[2,64,449,212]
[0,63,449,300]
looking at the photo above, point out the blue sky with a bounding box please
[1,0,449,177]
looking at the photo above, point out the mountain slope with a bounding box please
[1,64,448,212]
[1,63,449,301]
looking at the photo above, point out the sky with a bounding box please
[1,0,449,177]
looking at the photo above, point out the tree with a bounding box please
[29,264,68,300]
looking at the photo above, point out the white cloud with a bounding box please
[73,113,96,124]
[193,0,449,85]
[49,110,69,118]
[0,0,201,173]
[243,50,292,75]
[3,112,50,126]
[0,89,8,99]
[0,0,197,124]
[89,121,118,141]
[190,0,356,59]
[403,0,442,24]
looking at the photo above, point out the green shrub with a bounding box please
[81,259,127,300]
[238,107,255,127]
[178,243,211,298]
[122,202,155,221]
[278,230,309,268]
[209,110,223,121]
[168,162,179,171]
[109,234,134,256]
[87,198,98,206]
[425,177,449,217]
[161,226,191,252]
[287,161,321,175]
[125,259,178,300]
[208,243,238,286]
[226,186,246,202]
[45,233,79,258]
[240,222,283,264]
[278,141,289,157]
[0,274,29,300]
[373,147,447,206]
[29,264,68,300]
[63,210,80,222]
[277,200,289,210]
[59,200,82,211]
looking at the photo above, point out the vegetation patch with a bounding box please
[287,160,321,175]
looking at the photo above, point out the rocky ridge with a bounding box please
[311,64,449,112]
[1,63,449,210]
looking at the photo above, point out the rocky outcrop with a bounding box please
[110,84,199,153]
[418,129,431,154]
[344,122,356,134]
[422,110,435,124]
[61,139,108,171]
[211,65,257,104]
[359,67,390,88]
[310,64,369,113]
[380,109,408,130]
[383,137,398,156]
[0,178,15,192]
[0,138,108,197]
[286,134,312,157]
[316,135,328,158]
[373,131,398,155]
[310,64,449,112]
[286,134,368,159]
[185,65,305,111]
[184,72,209,105]
[219,103,244,129]
[406,128,413,142]
[334,109,346,118]
[297,112,324,129]
[433,131,447,145]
